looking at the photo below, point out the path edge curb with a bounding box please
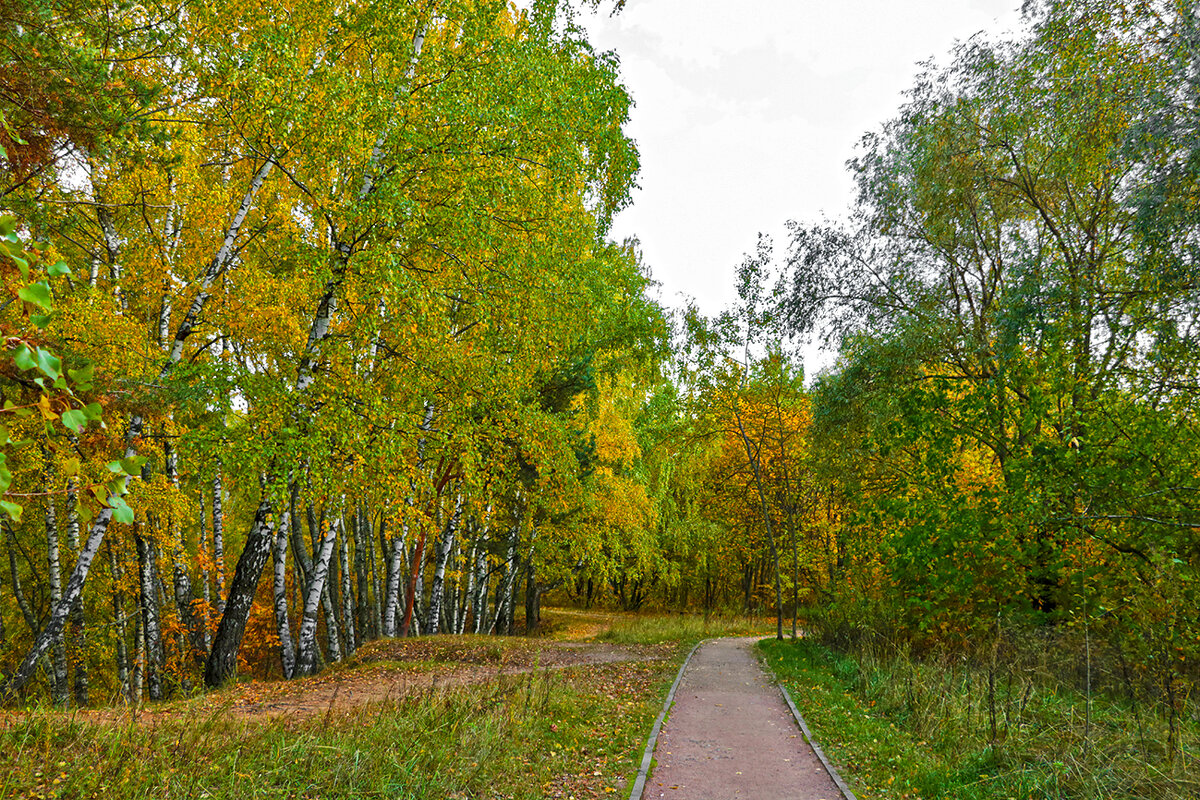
[627,638,705,800]
[776,677,859,800]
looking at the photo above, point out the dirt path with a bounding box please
[643,637,844,800]
[215,638,671,721]
[50,637,673,725]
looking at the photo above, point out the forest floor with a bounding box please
[77,633,675,724]
[0,609,769,800]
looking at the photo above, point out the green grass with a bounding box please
[758,638,1200,800]
[596,611,771,646]
[0,658,675,800]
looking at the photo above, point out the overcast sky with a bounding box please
[573,0,1027,371]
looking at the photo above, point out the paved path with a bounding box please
[644,638,843,800]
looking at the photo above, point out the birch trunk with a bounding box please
[132,591,144,703]
[444,539,459,635]
[381,510,410,642]
[165,440,203,666]
[64,476,88,705]
[472,537,489,634]
[313,506,342,663]
[107,539,130,703]
[412,545,426,637]
[370,513,383,639]
[382,512,404,638]
[291,497,314,590]
[212,471,226,616]
[204,498,272,687]
[96,204,128,313]
[135,530,164,701]
[425,495,462,635]
[7,531,37,635]
[399,524,426,638]
[354,505,370,642]
[296,518,341,676]
[503,553,520,636]
[272,510,296,679]
[339,523,355,656]
[459,537,475,635]
[44,483,69,705]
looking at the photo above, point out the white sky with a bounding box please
[573,0,1027,374]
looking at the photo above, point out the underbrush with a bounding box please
[759,638,1199,799]
[0,659,675,800]
[596,611,771,646]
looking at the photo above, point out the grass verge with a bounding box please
[758,638,1199,800]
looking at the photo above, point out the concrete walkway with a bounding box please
[643,638,844,800]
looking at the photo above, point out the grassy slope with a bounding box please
[0,610,767,800]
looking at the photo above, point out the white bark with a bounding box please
[165,439,201,666]
[382,510,408,638]
[472,536,490,635]
[106,540,130,703]
[425,494,462,636]
[459,537,475,635]
[135,530,163,701]
[296,518,341,676]
[212,471,226,615]
[44,481,68,705]
[272,510,296,679]
[66,476,87,706]
[339,522,355,655]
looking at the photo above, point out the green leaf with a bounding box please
[61,409,87,433]
[105,460,125,474]
[0,500,22,522]
[13,344,35,371]
[120,455,148,475]
[9,253,29,279]
[35,348,62,381]
[47,260,71,277]
[0,459,11,494]
[17,280,53,312]
[110,497,134,524]
[83,402,102,420]
[30,313,53,328]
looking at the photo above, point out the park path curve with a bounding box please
[642,637,845,800]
